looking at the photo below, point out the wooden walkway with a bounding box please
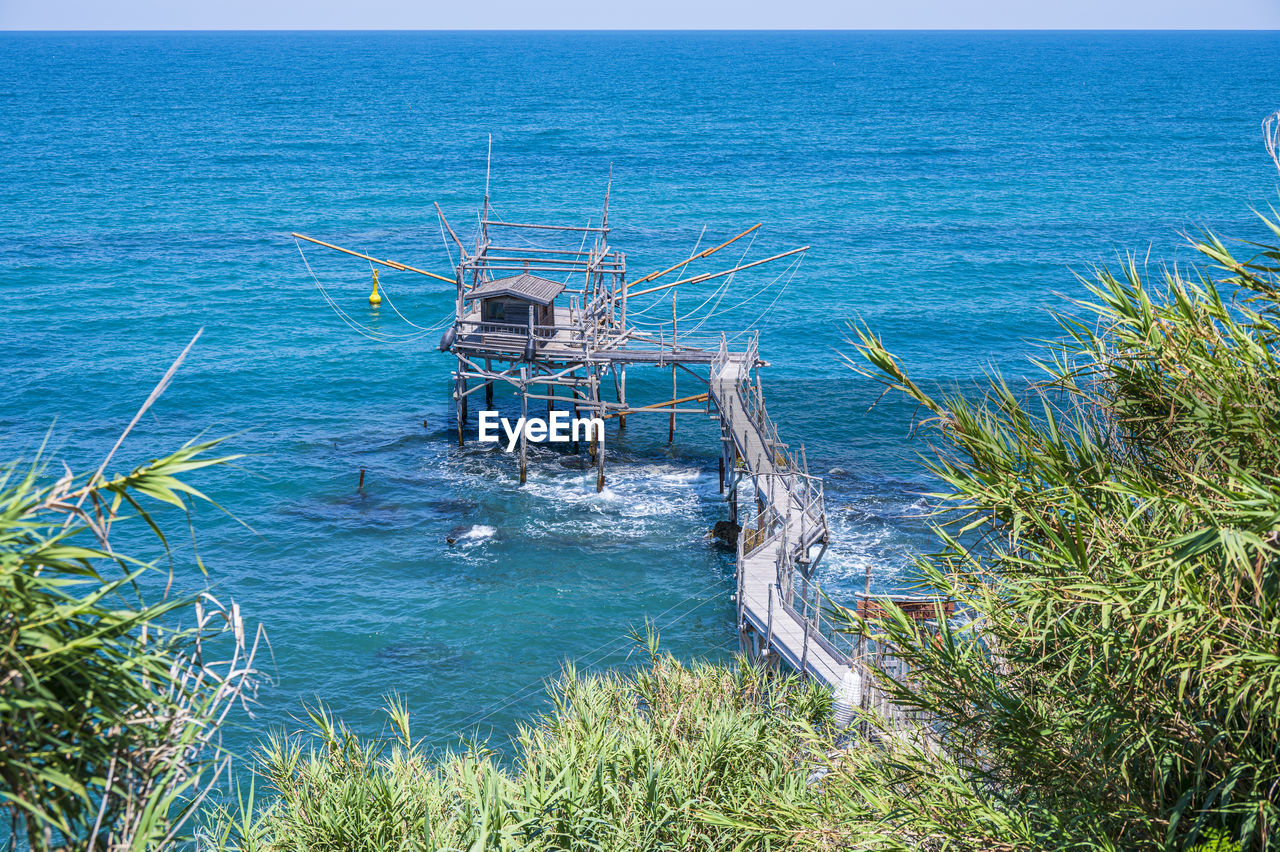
[710,341,861,706]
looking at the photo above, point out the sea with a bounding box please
[2,30,1277,757]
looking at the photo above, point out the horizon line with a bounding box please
[3,27,1279,33]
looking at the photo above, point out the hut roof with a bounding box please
[466,273,565,306]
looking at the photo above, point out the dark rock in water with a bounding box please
[712,520,741,546]
[446,537,457,546]
[377,639,467,672]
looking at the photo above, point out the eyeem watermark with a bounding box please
[478,410,605,452]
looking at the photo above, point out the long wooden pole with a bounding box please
[291,233,455,283]
[434,203,468,259]
[482,219,608,233]
[627,246,808,299]
[600,393,708,419]
[629,224,762,288]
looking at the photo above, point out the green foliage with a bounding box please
[1,333,257,852]
[208,649,840,852]
[0,435,257,852]
[820,214,1280,850]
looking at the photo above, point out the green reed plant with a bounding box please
[786,214,1280,851]
[208,641,840,852]
[1,336,259,852]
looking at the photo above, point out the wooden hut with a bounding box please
[465,272,564,338]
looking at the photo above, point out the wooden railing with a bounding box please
[714,331,939,735]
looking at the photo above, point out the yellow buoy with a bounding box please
[368,268,382,308]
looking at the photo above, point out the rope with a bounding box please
[679,233,758,329]
[625,226,707,320]
[563,221,592,286]
[486,202,574,252]
[629,232,759,332]
[296,240,436,343]
[361,249,453,333]
[725,254,805,342]
[438,215,457,270]
[687,252,803,332]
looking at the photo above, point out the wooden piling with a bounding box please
[455,357,466,447]
[618,365,627,431]
[485,357,493,408]
[669,366,676,443]
[519,366,528,485]
[670,288,677,443]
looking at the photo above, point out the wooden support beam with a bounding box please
[627,246,808,298]
[483,219,609,233]
[618,365,627,431]
[599,393,709,419]
[455,358,466,447]
[434,203,468,259]
[487,245,596,256]
[670,366,677,444]
[519,367,528,485]
[291,233,456,283]
[591,368,605,493]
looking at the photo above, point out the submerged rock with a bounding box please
[712,520,741,546]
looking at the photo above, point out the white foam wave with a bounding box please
[462,524,496,540]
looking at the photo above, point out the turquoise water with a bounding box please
[2,31,1278,754]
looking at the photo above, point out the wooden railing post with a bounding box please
[766,584,774,655]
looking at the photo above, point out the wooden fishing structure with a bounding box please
[292,166,947,731]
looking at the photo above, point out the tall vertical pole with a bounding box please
[572,374,581,454]
[591,368,605,492]
[483,134,491,238]
[669,287,677,443]
[453,262,465,449]
[618,251,627,329]
[485,358,493,408]
[596,423,605,493]
[618,365,627,431]
[519,366,528,485]
[455,358,465,447]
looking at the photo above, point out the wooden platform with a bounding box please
[452,306,723,365]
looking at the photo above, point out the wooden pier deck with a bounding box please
[710,341,860,700]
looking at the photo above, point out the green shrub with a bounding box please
[809,214,1280,850]
[208,645,839,852]
[1,340,257,852]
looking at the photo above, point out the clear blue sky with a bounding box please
[2,0,1278,30]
